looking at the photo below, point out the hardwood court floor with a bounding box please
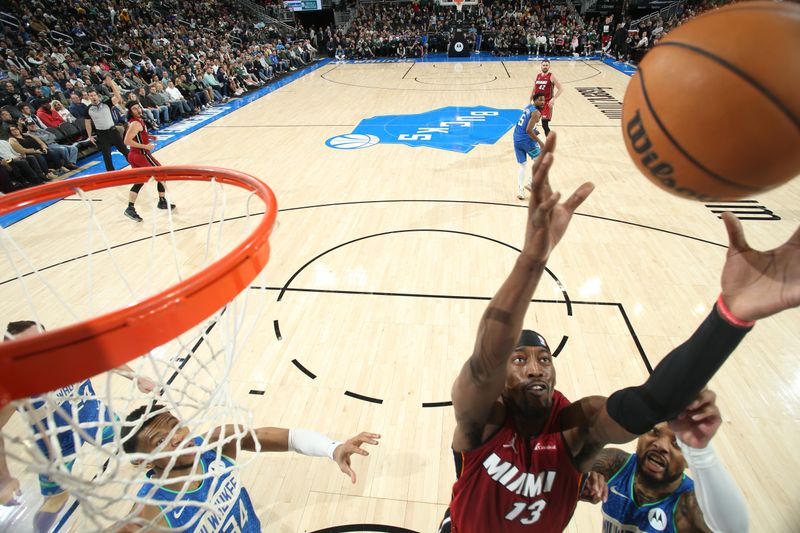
[1,59,798,532]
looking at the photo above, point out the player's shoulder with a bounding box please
[675,489,712,532]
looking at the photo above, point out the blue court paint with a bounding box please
[326,106,519,153]
[602,56,637,76]
[1,60,332,228]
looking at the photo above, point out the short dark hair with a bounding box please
[4,320,43,340]
[533,92,546,101]
[121,402,168,454]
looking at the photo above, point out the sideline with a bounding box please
[0,59,332,228]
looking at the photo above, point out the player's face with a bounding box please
[130,104,142,118]
[136,412,197,469]
[635,423,686,487]
[504,346,556,414]
[541,61,550,73]
[533,96,546,109]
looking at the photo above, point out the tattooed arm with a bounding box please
[586,447,630,479]
[675,491,712,533]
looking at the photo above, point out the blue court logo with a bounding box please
[326,106,519,153]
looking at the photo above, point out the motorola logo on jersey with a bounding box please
[647,507,668,531]
[326,106,520,153]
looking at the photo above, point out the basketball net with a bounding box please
[0,169,276,531]
[454,0,464,12]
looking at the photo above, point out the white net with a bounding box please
[0,172,275,532]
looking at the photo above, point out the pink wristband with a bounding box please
[716,294,755,328]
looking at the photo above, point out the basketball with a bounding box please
[621,1,800,201]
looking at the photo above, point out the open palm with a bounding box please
[720,213,800,322]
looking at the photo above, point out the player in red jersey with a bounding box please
[122,101,175,222]
[439,132,800,532]
[529,60,562,138]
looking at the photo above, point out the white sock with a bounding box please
[528,157,537,189]
[517,163,526,191]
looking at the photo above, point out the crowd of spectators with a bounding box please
[0,0,319,193]
[324,0,600,59]
[608,0,736,63]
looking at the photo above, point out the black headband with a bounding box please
[515,329,552,354]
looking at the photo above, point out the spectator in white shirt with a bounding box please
[164,81,195,115]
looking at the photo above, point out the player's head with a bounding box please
[126,100,142,119]
[503,330,556,415]
[87,89,101,105]
[634,423,687,487]
[532,92,546,109]
[4,320,44,341]
[121,403,197,469]
[541,60,550,73]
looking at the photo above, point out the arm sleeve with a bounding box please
[678,440,749,533]
[288,428,342,460]
[606,304,751,435]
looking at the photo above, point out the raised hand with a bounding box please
[134,376,157,394]
[668,389,721,449]
[522,132,594,263]
[332,432,380,484]
[720,212,800,322]
[580,471,608,504]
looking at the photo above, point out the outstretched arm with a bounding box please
[214,426,380,484]
[451,133,594,451]
[670,391,749,533]
[564,216,799,469]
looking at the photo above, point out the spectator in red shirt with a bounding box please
[36,102,65,128]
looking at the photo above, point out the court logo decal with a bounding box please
[325,106,519,153]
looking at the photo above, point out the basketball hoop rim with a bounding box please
[0,166,278,406]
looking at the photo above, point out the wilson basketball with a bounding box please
[621,1,800,201]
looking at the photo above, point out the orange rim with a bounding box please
[0,166,277,405]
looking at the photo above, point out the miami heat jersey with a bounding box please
[448,390,583,532]
[130,117,152,153]
[534,72,553,101]
[138,437,260,532]
[602,453,694,533]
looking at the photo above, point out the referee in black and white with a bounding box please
[85,76,129,171]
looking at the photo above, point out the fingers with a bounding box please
[530,133,557,196]
[340,460,356,484]
[532,190,561,228]
[530,152,554,204]
[721,212,749,253]
[562,182,595,214]
[351,432,381,447]
[349,443,370,457]
[686,389,715,411]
